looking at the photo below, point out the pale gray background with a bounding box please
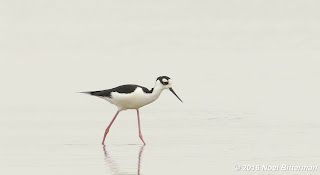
[1,0,320,175]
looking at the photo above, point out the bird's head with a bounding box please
[156,76,183,103]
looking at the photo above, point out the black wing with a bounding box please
[82,84,152,98]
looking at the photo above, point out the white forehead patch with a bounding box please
[162,78,168,82]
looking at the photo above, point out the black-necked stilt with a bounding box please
[81,76,183,145]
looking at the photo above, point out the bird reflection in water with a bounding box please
[103,145,145,175]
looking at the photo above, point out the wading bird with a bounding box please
[81,76,183,145]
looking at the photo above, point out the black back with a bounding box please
[88,84,153,98]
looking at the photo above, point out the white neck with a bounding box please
[148,81,165,102]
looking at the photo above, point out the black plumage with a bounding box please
[82,84,153,98]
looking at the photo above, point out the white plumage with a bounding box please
[81,76,182,145]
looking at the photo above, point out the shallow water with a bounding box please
[1,106,319,175]
[1,0,320,174]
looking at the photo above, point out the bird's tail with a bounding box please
[78,91,93,95]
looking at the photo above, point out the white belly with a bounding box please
[102,88,161,111]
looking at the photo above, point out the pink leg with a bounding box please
[137,109,146,145]
[102,110,120,145]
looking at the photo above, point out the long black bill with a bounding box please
[169,88,183,103]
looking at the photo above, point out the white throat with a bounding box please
[149,82,166,101]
